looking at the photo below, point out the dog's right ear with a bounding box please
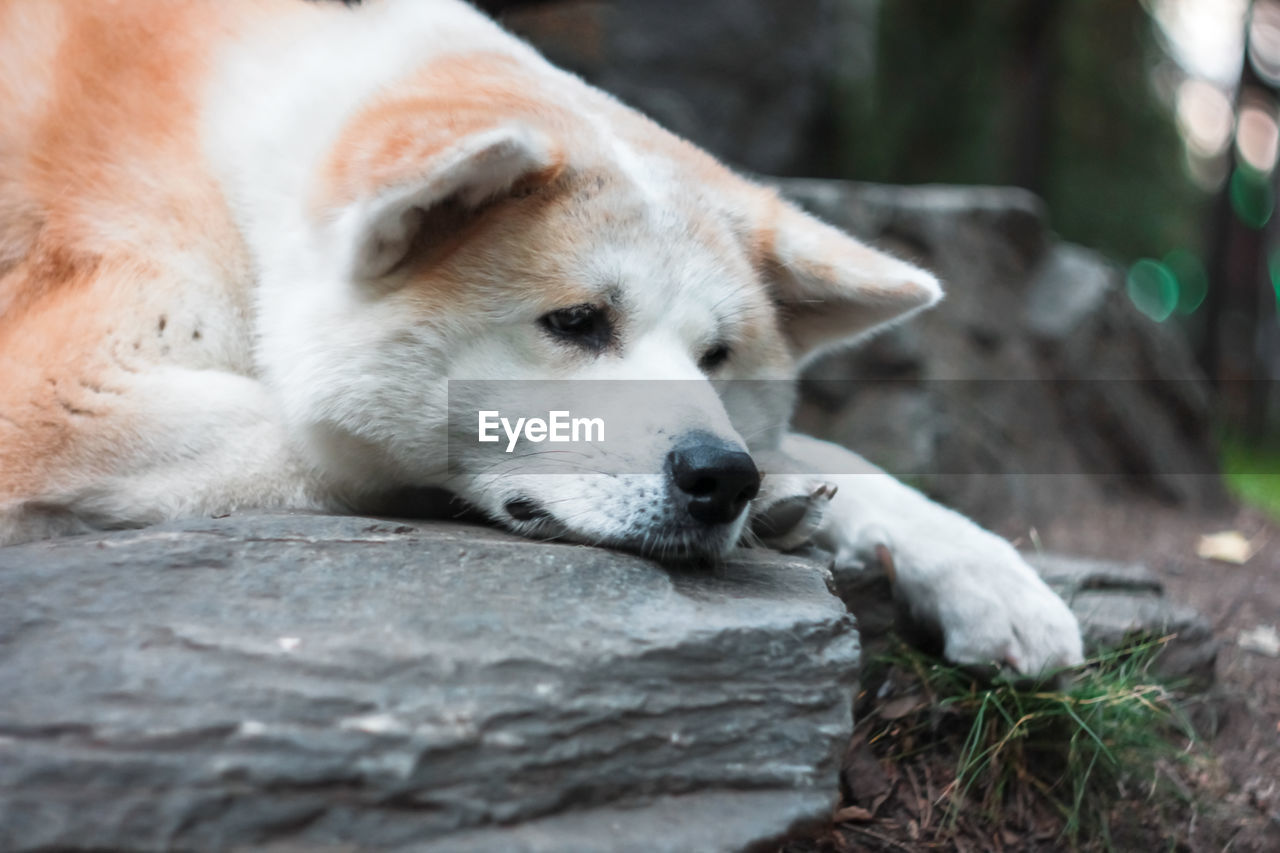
[317,120,564,284]
[752,194,942,363]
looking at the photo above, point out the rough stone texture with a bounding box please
[1028,552,1220,689]
[499,0,839,174]
[0,514,859,852]
[1025,244,1117,342]
[780,179,1228,533]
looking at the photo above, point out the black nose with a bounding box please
[666,433,761,525]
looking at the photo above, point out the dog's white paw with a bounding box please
[925,545,1084,676]
[831,530,1084,677]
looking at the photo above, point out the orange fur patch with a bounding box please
[317,53,579,212]
[0,0,297,499]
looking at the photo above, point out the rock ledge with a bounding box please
[0,514,859,852]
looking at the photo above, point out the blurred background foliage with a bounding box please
[825,0,1280,501]
[826,0,1204,264]
[825,0,1280,447]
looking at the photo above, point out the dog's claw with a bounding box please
[810,482,838,500]
[873,542,896,585]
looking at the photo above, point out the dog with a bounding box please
[0,0,1082,675]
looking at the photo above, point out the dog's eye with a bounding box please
[539,304,612,350]
[699,343,731,372]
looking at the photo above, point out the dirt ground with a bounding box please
[1042,501,1280,850]
[793,497,1280,852]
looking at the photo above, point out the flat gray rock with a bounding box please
[777,177,1227,528]
[1025,243,1117,342]
[0,514,859,852]
[1028,552,1218,688]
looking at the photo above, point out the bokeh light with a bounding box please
[1164,248,1209,314]
[1235,100,1280,173]
[1268,248,1280,319]
[1126,259,1180,322]
[1229,164,1276,228]
[1151,0,1248,88]
[1249,0,1280,86]
[1176,78,1234,158]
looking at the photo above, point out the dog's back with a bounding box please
[0,0,296,535]
[0,0,349,339]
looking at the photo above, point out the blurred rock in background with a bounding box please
[780,179,1228,533]
[493,0,849,176]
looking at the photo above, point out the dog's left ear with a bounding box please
[756,197,942,362]
[319,121,563,283]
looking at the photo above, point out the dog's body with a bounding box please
[0,0,1081,674]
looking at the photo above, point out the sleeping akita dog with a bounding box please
[0,0,1081,674]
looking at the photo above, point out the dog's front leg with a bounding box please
[754,433,1083,677]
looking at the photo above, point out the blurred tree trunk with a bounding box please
[1008,0,1064,195]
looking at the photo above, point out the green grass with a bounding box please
[861,635,1196,849]
[1220,437,1280,520]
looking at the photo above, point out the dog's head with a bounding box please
[268,51,939,559]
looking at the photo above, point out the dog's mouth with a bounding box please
[504,497,552,523]
[500,494,737,562]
